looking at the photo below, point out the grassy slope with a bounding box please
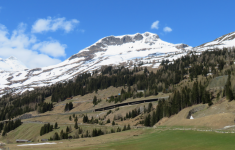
[0,122,125,144]
[0,123,70,143]
[2,123,42,143]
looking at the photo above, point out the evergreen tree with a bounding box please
[50,125,53,131]
[122,125,126,131]
[225,75,234,101]
[111,129,115,133]
[40,126,44,136]
[40,123,53,136]
[144,114,151,126]
[126,113,129,118]
[54,132,59,140]
[66,126,69,133]
[64,102,73,111]
[150,111,156,126]
[127,124,131,130]
[69,102,73,110]
[60,130,64,139]
[2,130,6,136]
[74,121,79,129]
[75,115,78,122]
[116,127,121,132]
[148,103,152,113]
[55,122,58,129]
[82,115,88,123]
[93,96,97,105]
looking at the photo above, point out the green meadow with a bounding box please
[78,129,235,150]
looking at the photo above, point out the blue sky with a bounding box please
[0,0,235,68]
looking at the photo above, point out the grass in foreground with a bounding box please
[78,129,235,150]
[5,128,235,150]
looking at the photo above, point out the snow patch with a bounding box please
[17,142,57,146]
[223,125,235,129]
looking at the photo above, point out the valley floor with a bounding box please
[4,127,235,150]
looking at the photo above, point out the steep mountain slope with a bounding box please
[0,32,191,96]
[195,31,235,51]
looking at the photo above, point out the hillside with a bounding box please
[1,32,235,149]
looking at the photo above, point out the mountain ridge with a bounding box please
[196,31,235,50]
[0,31,235,96]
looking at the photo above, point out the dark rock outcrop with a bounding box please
[187,105,207,119]
[175,44,189,49]
[134,33,144,40]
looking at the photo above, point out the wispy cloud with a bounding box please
[163,26,172,33]
[32,17,79,33]
[151,20,159,29]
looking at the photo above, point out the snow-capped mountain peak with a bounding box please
[0,32,191,96]
[0,56,27,71]
[2,31,235,97]
[95,32,159,46]
[8,31,235,97]
[69,32,189,63]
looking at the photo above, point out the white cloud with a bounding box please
[0,23,65,69]
[151,20,159,29]
[163,27,172,33]
[32,17,79,33]
[32,41,66,57]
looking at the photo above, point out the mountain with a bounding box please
[0,32,192,96]
[0,31,235,96]
[195,31,235,51]
[0,56,27,72]
[69,32,192,69]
